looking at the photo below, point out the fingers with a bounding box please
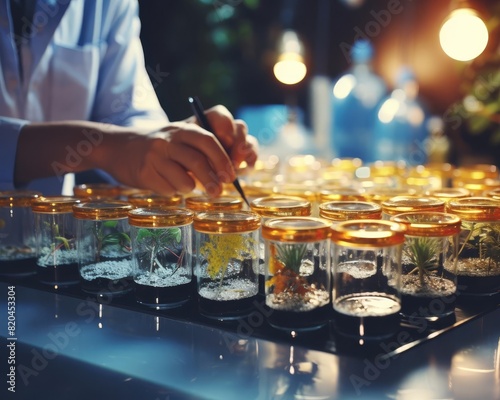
[204,105,236,151]
[232,120,258,168]
[164,122,236,182]
[149,123,236,196]
[191,105,259,169]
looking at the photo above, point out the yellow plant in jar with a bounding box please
[200,233,256,280]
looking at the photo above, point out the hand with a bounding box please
[186,104,258,170]
[102,106,258,196]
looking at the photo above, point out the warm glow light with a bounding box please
[273,30,307,85]
[333,74,356,99]
[439,8,489,61]
[273,53,307,85]
[378,98,400,123]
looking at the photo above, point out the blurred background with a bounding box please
[137,0,500,167]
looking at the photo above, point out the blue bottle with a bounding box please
[330,40,387,162]
[371,67,429,165]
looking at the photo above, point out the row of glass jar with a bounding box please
[1,191,500,338]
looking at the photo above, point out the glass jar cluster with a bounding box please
[3,179,499,341]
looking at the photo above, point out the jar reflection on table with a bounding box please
[32,196,81,286]
[128,207,193,309]
[0,190,41,277]
[330,220,406,339]
[73,201,134,296]
[257,341,340,399]
[194,211,260,319]
[192,329,259,398]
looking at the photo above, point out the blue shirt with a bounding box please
[0,0,169,194]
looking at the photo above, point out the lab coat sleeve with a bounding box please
[0,116,28,190]
[91,0,169,132]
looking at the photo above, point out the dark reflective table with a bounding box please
[0,274,499,399]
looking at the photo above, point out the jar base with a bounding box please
[134,282,191,309]
[198,295,258,320]
[0,258,37,278]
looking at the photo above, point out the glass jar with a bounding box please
[128,207,193,308]
[381,196,445,219]
[128,192,183,208]
[194,211,260,319]
[73,201,133,296]
[421,162,455,189]
[32,196,81,286]
[453,164,498,182]
[262,217,332,331]
[0,190,40,277]
[185,195,243,213]
[250,196,311,297]
[406,164,454,191]
[446,197,500,296]
[319,201,382,222]
[391,212,461,323]
[330,220,405,339]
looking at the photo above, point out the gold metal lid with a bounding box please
[128,207,193,227]
[330,220,406,247]
[128,193,183,208]
[272,183,318,204]
[453,164,498,181]
[0,190,41,207]
[425,187,470,200]
[486,188,500,200]
[72,201,133,220]
[362,188,417,203]
[73,183,122,199]
[452,179,500,196]
[250,196,311,217]
[318,187,365,203]
[409,163,455,179]
[319,201,382,221]
[31,196,80,213]
[241,182,275,198]
[381,196,445,216]
[446,197,500,221]
[391,212,461,237]
[185,196,243,212]
[262,217,332,242]
[193,211,261,233]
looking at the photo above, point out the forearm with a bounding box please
[14,121,132,186]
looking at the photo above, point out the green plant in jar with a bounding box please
[458,222,500,272]
[267,242,312,297]
[136,227,183,274]
[404,236,442,287]
[92,220,130,261]
[42,221,73,262]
